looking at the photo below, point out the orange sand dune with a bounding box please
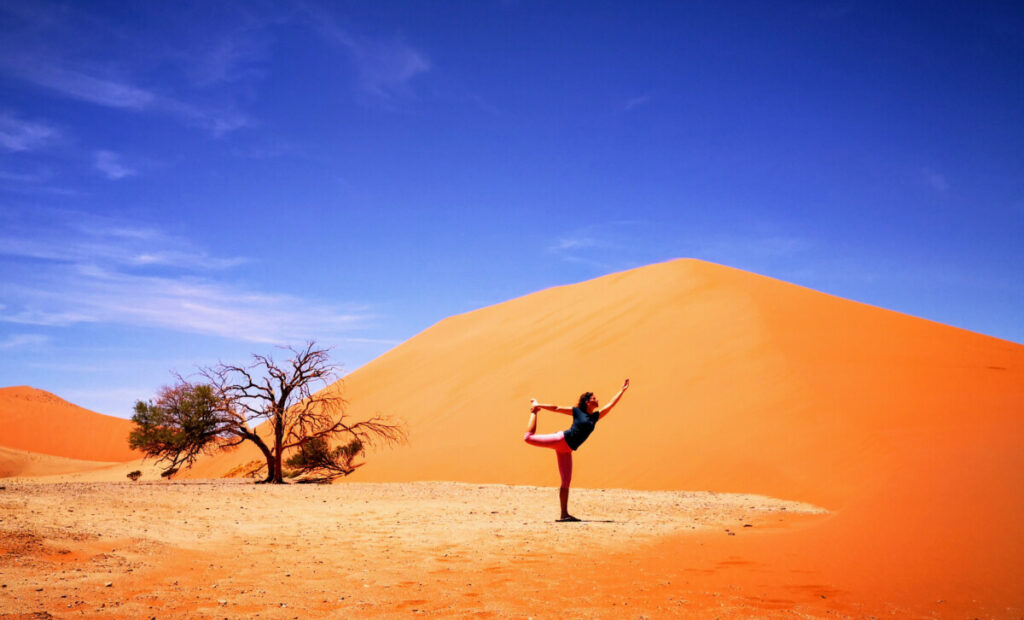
[191,258,1023,611]
[0,446,121,478]
[0,386,141,463]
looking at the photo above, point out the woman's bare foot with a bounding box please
[557,515,581,522]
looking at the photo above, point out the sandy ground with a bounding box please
[0,480,835,619]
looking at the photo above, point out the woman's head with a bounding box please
[578,391,598,412]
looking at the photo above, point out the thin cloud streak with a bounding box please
[14,60,157,109]
[1,263,369,344]
[0,55,249,136]
[0,210,372,344]
[547,220,651,267]
[624,94,652,111]
[185,27,270,87]
[0,208,247,271]
[94,150,135,180]
[549,238,598,252]
[0,333,49,349]
[303,3,431,105]
[0,112,59,151]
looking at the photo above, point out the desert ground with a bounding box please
[0,480,841,619]
[2,478,1016,619]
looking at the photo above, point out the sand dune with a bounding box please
[189,258,1023,610]
[0,386,141,463]
[0,446,122,478]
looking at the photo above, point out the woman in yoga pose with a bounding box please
[524,379,630,521]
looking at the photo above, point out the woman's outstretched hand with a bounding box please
[622,379,630,391]
[530,398,540,413]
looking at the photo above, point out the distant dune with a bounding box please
[0,445,122,478]
[190,258,1023,607]
[0,386,141,463]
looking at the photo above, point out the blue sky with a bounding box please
[1,1,1021,417]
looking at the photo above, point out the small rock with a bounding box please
[105,582,113,588]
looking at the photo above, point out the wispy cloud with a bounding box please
[186,27,270,87]
[624,94,652,111]
[0,112,59,151]
[0,265,366,344]
[0,208,370,344]
[549,238,598,252]
[0,208,245,270]
[304,4,431,106]
[546,220,815,281]
[3,55,251,135]
[348,36,431,102]
[0,333,49,350]
[8,59,157,109]
[0,31,249,136]
[0,167,53,183]
[93,150,135,180]
[547,221,651,271]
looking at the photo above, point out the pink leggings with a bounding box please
[523,431,573,489]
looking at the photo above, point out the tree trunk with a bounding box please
[270,416,285,483]
[237,430,276,484]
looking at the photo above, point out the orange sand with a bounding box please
[1,481,833,618]
[0,446,122,478]
[190,258,1024,613]
[0,386,140,463]
[5,258,1023,616]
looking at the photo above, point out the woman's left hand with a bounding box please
[622,378,630,391]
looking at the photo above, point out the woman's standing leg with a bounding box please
[523,405,578,521]
[556,450,577,521]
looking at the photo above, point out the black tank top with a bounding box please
[563,406,599,451]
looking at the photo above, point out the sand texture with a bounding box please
[0,480,856,618]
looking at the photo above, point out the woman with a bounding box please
[524,379,630,521]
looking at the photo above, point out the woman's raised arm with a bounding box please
[531,398,573,415]
[597,379,630,420]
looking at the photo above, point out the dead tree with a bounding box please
[130,341,404,483]
[203,341,405,484]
